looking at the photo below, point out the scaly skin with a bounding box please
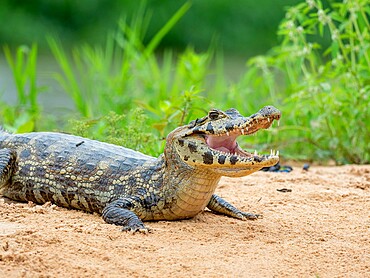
[0,106,281,232]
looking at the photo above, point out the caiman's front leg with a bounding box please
[102,198,150,233]
[207,194,261,220]
[0,148,17,186]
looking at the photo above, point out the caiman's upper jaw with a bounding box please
[187,105,281,137]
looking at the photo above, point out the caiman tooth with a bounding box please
[276,150,279,156]
[254,150,258,156]
[226,132,230,136]
[241,129,245,135]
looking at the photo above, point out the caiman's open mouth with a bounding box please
[203,108,281,160]
[171,106,281,174]
[205,130,279,159]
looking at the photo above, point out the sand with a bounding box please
[0,165,369,277]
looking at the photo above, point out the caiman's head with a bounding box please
[165,106,281,177]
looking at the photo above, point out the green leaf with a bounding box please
[145,2,191,56]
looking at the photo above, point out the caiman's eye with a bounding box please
[208,109,221,120]
[189,109,229,128]
[209,109,228,120]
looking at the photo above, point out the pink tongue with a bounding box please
[206,135,237,154]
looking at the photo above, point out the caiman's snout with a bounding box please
[256,106,281,124]
[258,106,281,118]
[246,105,281,131]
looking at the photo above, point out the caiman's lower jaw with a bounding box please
[201,132,279,177]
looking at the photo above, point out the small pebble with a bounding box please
[262,163,293,173]
[276,188,292,193]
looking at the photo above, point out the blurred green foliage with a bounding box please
[1,0,369,164]
[0,0,301,56]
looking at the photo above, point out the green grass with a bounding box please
[1,0,369,164]
[2,44,40,132]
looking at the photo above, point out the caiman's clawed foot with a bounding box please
[237,212,263,220]
[102,198,150,233]
[122,225,151,234]
[207,194,262,221]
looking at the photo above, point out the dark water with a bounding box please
[0,55,75,116]
[0,54,247,118]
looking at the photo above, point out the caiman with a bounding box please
[0,106,281,232]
